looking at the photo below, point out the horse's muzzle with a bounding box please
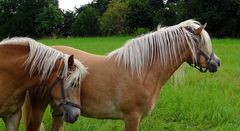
[208,59,220,73]
[62,105,80,123]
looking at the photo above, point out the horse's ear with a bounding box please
[202,22,207,29]
[68,55,74,68]
[195,22,207,35]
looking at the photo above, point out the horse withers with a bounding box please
[0,37,87,131]
[25,20,220,131]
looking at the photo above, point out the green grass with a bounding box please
[0,37,240,131]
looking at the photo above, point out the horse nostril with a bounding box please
[217,60,220,67]
[75,114,79,121]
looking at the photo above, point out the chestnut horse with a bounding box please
[0,37,87,131]
[24,20,220,131]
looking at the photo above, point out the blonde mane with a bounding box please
[107,19,212,76]
[0,37,87,88]
[65,59,87,89]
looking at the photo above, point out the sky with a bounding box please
[59,0,93,11]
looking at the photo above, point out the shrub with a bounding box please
[133,28,150,36]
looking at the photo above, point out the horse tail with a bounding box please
[172,64,185,87]
[22,91,46,131]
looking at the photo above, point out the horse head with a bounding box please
[49,55,87,123]
[183,22,221,73]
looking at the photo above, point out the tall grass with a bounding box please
[0,37,239,131]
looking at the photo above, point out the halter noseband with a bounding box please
[49,59,81,117]
[188,49,213,72]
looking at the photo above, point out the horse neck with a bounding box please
[0,45,59,91]
[143,40,191,91]
[0,46,37,94]
[0,45,29,72]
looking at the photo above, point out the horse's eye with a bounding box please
[70,82,75,87]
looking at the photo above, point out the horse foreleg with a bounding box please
[3,110,21,131]
[124,112,142,131]
[26,108,46,131]
[51,116,64,131]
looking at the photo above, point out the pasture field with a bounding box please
[0,37,239,131]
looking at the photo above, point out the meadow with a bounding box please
[0,37,239,131]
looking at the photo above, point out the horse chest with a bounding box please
[143,88,161,116]
[0,105,19,116]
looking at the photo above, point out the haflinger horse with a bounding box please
[24,19,220,131]
[0,37,87,131]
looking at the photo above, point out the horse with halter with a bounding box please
[23,20,220,131]
[0,37,87,131]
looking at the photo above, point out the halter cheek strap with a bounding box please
[185,27,212,73]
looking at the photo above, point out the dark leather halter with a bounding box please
[185,26,213,73]
[49,59,81,117]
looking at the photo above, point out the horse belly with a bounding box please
[81,100,124,119]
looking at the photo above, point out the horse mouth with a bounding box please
[208,63,218,73]
[62,105,80,123]
[64,113,79,123]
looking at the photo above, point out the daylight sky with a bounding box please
[59,0,93,11]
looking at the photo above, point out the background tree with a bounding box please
[0,0,39,38]
[0,0,61,38]
[60,10,75,36]
[153,0,178,27]
[126,0,153,32]
[72,7,99,36]
[35,3,63,37]
[92,0,110,15]
[154,6,177,27]
[0,1,16,38]
[149,0,164,10]
[99,0,129,35]
[176,0,240,37]
[0,0,239,38]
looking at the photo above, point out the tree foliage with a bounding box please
[72,7,99,36]
[92,0,110,15]
[0,0,61,38]
[0,0,39,38]
[154,5,177,26]
[126,0,153,31]
[0,0,239,38]
[176,0,240,37]
[35,3,63,37]
[99,0,128,35]
[60,10,75,37]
